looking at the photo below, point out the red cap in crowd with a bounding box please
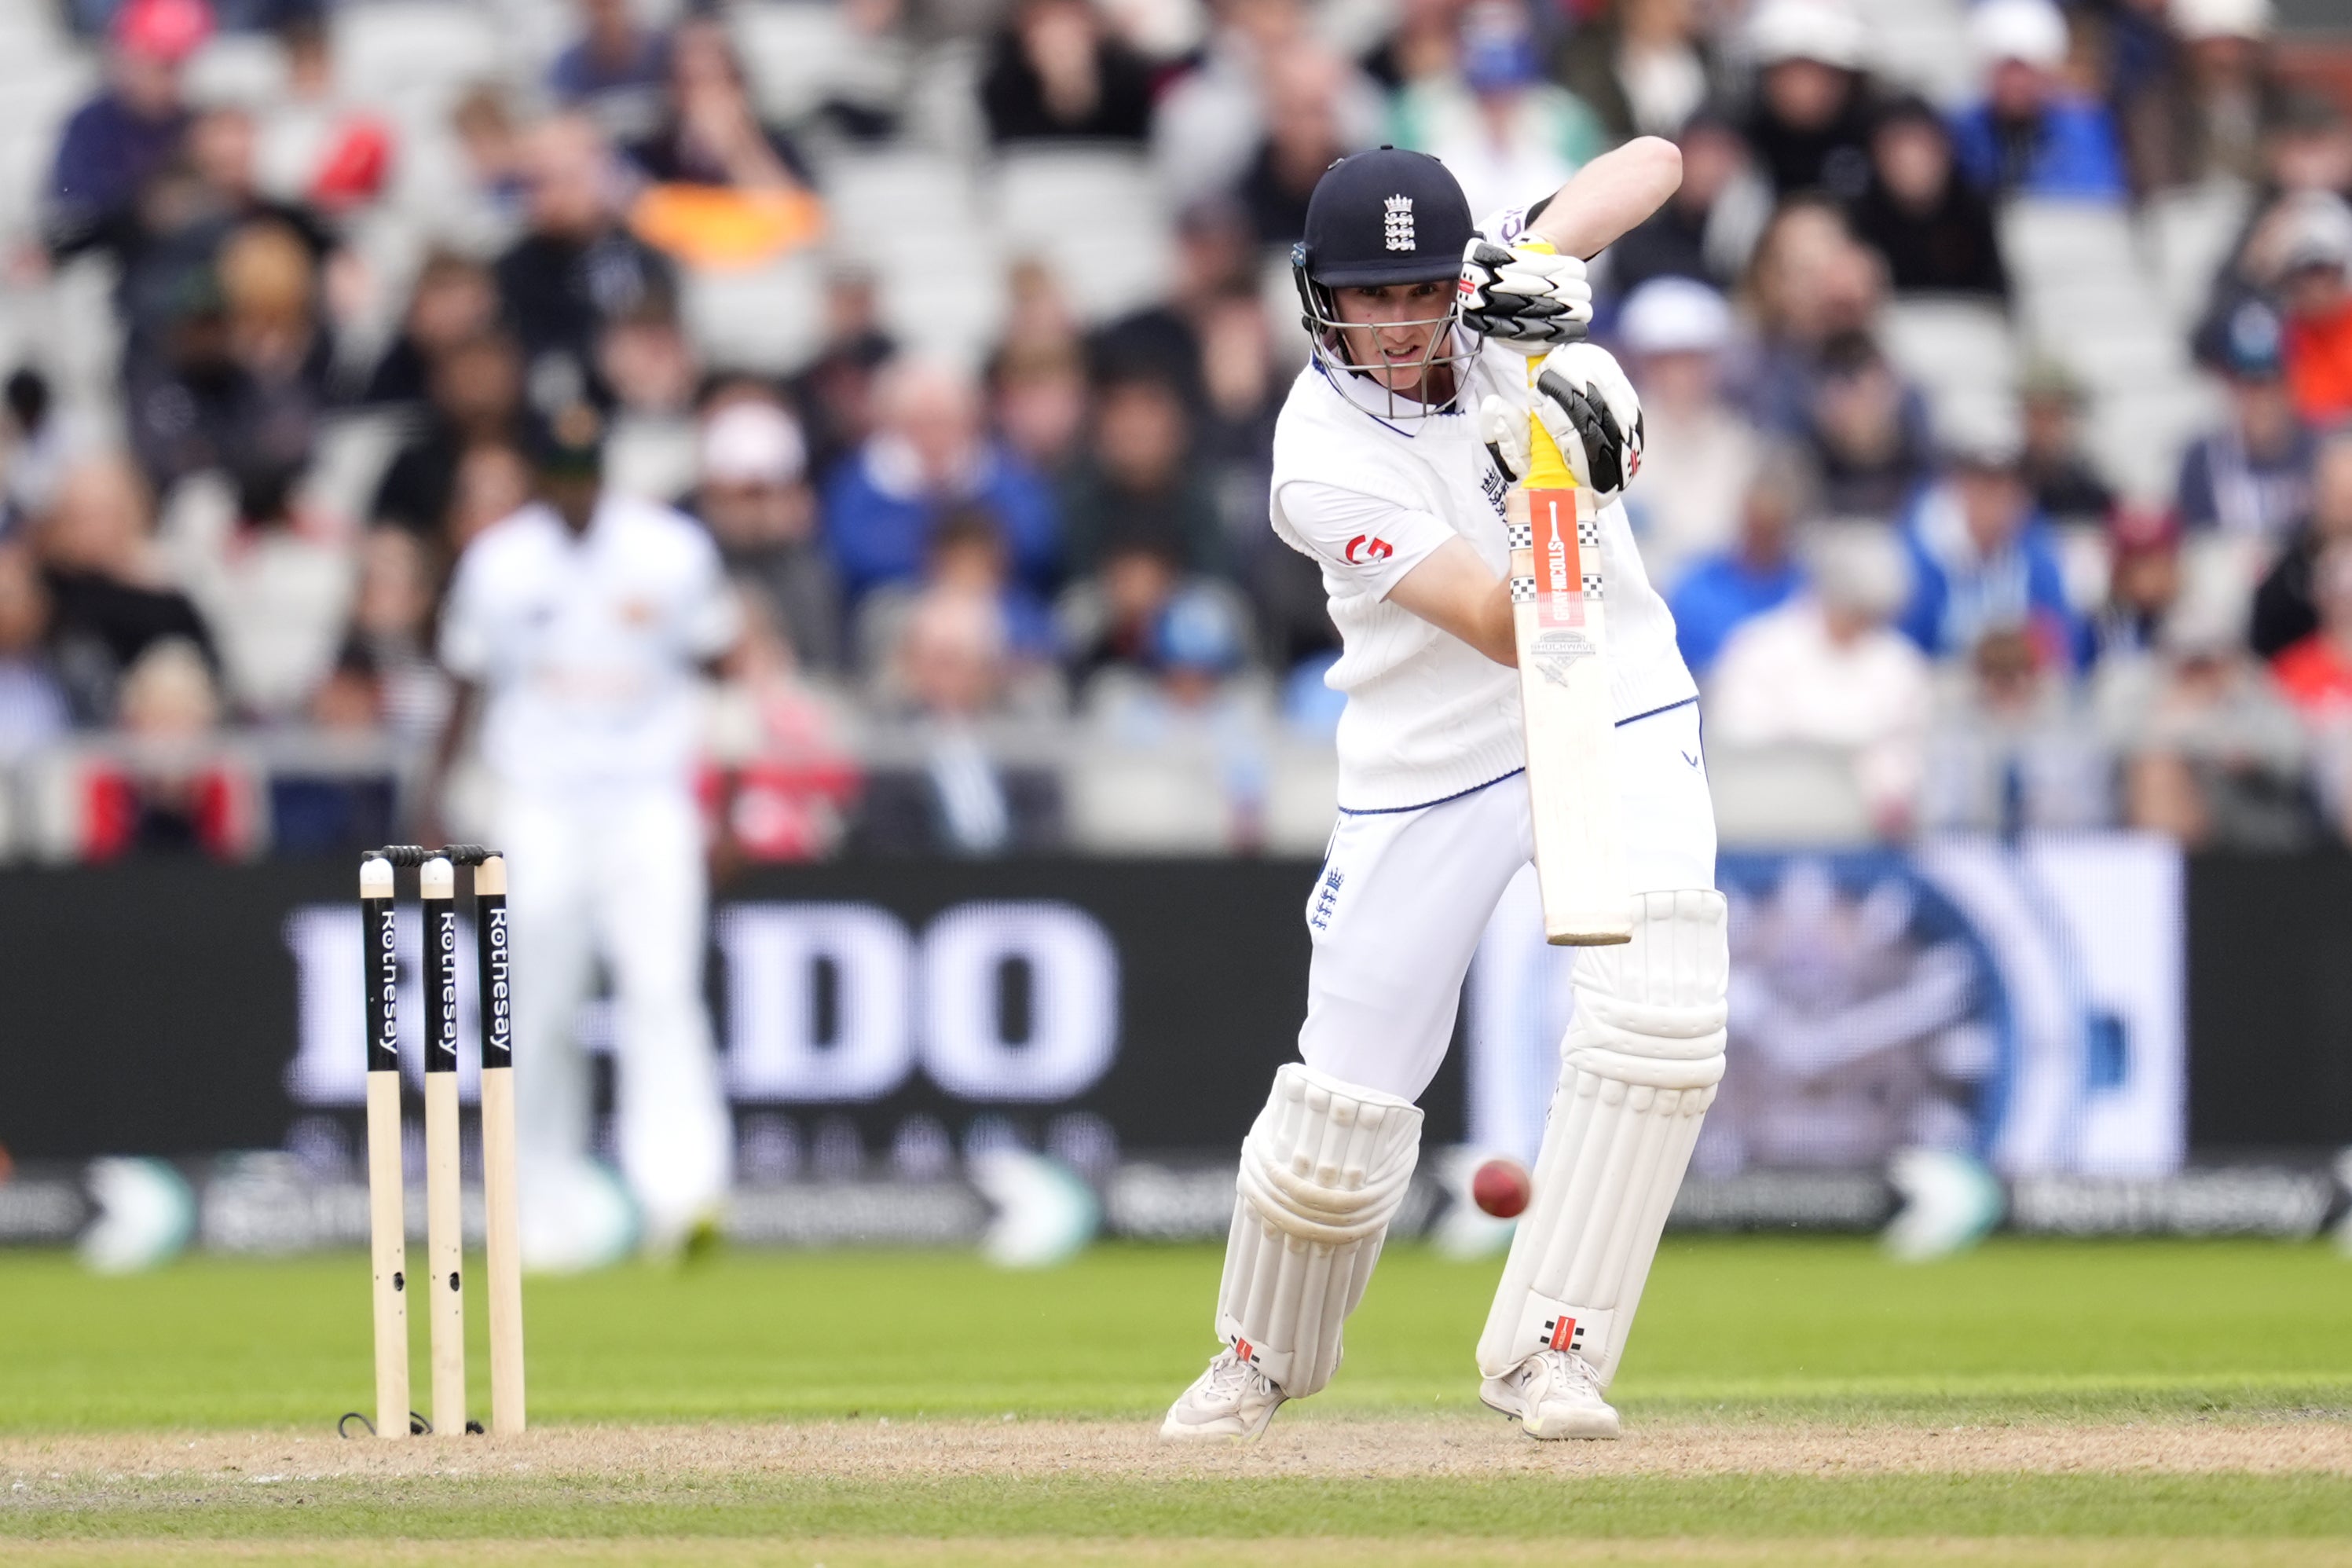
[114,0,214,64]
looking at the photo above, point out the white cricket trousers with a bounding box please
[1300,699,1716,1100]
[503,784,731,1247]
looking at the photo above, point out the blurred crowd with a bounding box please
[4,0,2352,860]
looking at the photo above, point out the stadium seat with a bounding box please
[330,2,503,108]
[2142,179,2256,332]
[1066,740,1233,853]
[1263,742,1339,855]
[680,251,827,373]
[1880,296,2020,440]
[731,1,866,125]
[824,150,1005,365]
[1706,745,1875,848]
[991,148,1173,324]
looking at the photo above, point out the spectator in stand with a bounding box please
[1804,331,1935,520]
[495,114,677,411]
[159,460,353,723]
[1951,0,2129,202]
[2116,0,2281,197]
[102,636,247,858]
[2118,588,2314,848]
[701,592,858,864]
[1845,95,2008,301]
[1059,372,1225,580]
[853,586,1064,855]
[1739,0,1875,202]
[627,16,813,192]
[34,457,214,725]
[1606,108,1770,294]
[1361,0,1460,92]
[358,252,500,409]
[444,442,533,558]
[549,0,671,145]
[1549,0,1717,144]
[2017,359,2115,527]
[1725,196,1885,437]
[44,0,209,262]
[345,528,449,744]
[821,358,1057,604]
[2251,430,2352,658]
[2088,504,2185,663]
[1091,198,1255,416]
[2270,539,2352,719]
[1152,0,1383,207]
[685,393,839,675]
[1668,445,1812,676]
[445,86,531,246]
[790,271,896,485]
[371,332,524,540]
[1390,0,1605,225]
[1618,277,1761,587]
[1705,525,1929,837]
[253,12,394,217]
[991,339,1090,482]
[981,0,1156,146]
[1920,626,2112,834]
[2266,192,2352,427]
[0,546,71,760]
[2,369,82,531]
[2178,299,2314,540]
[1897,430,2084,668]
[1240,49,1357,250]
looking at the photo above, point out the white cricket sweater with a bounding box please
[1268,346,1696,812]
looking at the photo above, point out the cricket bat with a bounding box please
[1505,244,1632,945]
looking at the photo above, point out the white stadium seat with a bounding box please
[991,147,1174,324]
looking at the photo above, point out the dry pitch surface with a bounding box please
[8,1412,2352,1482]
[9,1415,2352,1565]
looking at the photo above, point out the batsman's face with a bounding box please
[1332,281,1454,395]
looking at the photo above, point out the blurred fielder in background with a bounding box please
[422,403,742,1270]
[1163,140,1724,1443]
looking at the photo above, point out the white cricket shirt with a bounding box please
[1269,338,1694,812]
[439,494,742,794]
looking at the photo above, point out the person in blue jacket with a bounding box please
[820,358,1059,605]
[1948,0,2128,201]
[1897,427,2088,670]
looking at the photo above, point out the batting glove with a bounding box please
[1460,238,1592,350]
[1479,344,1647,503]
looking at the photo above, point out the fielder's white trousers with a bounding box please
[1300,699,1716,1101]
[502,783,731,1247]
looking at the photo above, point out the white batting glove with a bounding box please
[1478,391,1532,481]
[1478,345,1646,503]
[1460,238,1592,350]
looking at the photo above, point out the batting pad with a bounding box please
[1476,889,1728,1387]
[1218,1063,1424,1398]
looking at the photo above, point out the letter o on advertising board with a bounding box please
[920,903,1118,1101]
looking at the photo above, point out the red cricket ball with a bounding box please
[1471,1156,1532,1219]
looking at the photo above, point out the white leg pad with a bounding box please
[1215,1063,1424,1398]
[1476,890,1728,1387]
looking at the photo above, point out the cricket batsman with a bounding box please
[1162,143,1724,1442]
[422,403,742,1269]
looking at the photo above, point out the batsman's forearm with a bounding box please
[1528,137,1683,260]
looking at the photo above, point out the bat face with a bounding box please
[1523,488,1600,687]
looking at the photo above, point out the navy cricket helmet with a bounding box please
[1291,148,1478,415]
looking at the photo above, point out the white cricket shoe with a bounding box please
[1160,1348,1288,1441]
[1480,1349,1621,1440]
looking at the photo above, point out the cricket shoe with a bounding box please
[1160,1347,1287,1441]
[1480,1349,1621,1440]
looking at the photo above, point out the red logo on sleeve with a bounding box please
[1344,535,1394,564]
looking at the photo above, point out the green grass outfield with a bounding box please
[2,1236,2350,1562]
